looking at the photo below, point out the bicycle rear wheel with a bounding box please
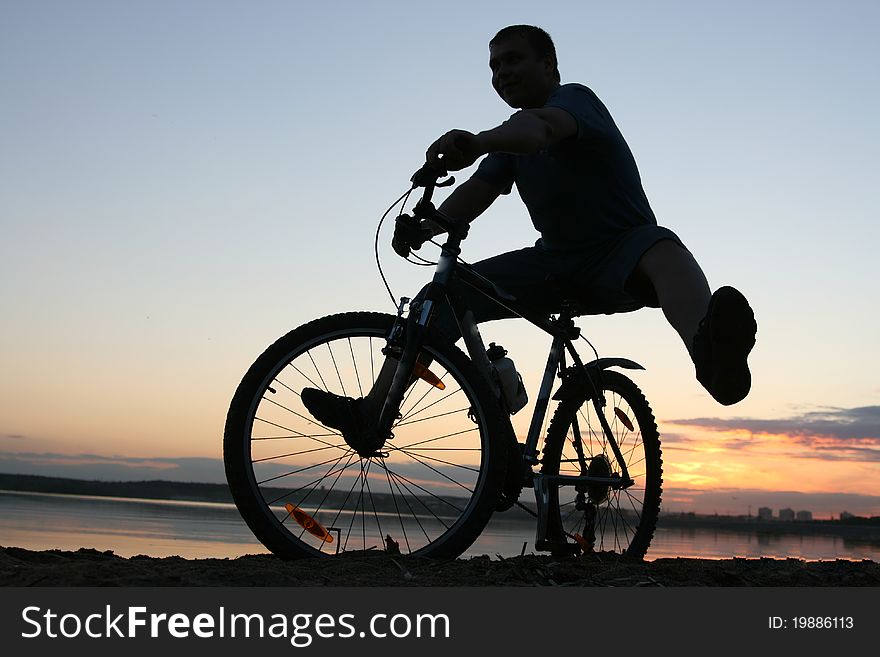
[541,369,662,558]
[224,312,508,558]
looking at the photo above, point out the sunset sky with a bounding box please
[2,0,878,519]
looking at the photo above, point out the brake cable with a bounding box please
[374,187,414,306]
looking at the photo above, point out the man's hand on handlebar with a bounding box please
[426,130,484,171]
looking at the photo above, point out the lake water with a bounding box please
[2,490,877,562]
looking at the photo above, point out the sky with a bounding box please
[2,0,879,518]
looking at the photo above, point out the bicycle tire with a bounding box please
[224,311,508,559]
[540,369,662,558]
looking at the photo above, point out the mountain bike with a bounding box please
[223,165,663,559]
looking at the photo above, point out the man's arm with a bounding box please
[424,176,502,236]
[476,107,577,154]
[426,108,577,171]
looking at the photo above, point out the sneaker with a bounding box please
[692,286,757,406]
[301,388,365,436]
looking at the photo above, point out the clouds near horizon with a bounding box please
[0,452,227,483]
[668,405,880,462]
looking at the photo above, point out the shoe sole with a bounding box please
[301,388,358,434]
[706,287,757,405]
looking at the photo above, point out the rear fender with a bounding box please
[551,358,644,401]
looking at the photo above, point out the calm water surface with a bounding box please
[2,490,877,562]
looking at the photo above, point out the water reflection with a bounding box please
[0,490,264,560]
[2,490,878,562]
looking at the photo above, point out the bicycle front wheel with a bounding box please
[541,369,662,558]
[224,312,508,559]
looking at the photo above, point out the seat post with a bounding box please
[552,302,582,341]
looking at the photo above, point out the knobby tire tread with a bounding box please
[541,369,662,558]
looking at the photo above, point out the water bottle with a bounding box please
[486,342,528,414]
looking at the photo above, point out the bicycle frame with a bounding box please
[377,178,645,543]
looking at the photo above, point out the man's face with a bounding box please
[489,35,556,109]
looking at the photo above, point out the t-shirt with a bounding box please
[473,83,658,252]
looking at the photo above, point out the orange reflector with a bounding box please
[614,407,635,432]
[285,503,333,542]
[574,533,593,552]
[413,362,446,390]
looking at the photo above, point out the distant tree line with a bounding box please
[0,473,465,518]
[0,473,234,503]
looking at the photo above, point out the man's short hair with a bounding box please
[490,25,560,82]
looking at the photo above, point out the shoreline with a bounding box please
[2,546,878,587]
[4,478,880,543]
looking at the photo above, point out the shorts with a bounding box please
[426,224,687,342]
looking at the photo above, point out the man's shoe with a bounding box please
[301,388,365,436]
[692,286,757,406]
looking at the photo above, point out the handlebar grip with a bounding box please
[410,163,447,187]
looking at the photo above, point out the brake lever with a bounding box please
[410,163,456,188]
[410,163,446,187]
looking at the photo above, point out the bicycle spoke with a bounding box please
[389,446,481,474]
[388,448,477,497]
[286,450,358,544]
[287,362,324,393]
[259,400,343,438]
[363,460,385,548]
[348,337,364,398]
[307,350,330,392]
[252,432,339,441]
[257,453,353,487]
[321,457,370,543]
[398,386,463,423]
[296,450,360,548]
[398,370,453,422]
[394,406,471,427]
[325,342,347,398]
[380,458,413,553]
[342,460,369,552]
[392,426,479,451]
[379,465,465,517]
[369,336,376,387]
[383,467,443,540]
[264,450,357,506]
[252,442,349,464]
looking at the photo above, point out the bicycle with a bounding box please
[223,164,663,560]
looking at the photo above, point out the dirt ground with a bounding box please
[2,546,879,586]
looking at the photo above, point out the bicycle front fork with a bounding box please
[370,297,433,450]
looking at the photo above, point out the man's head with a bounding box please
[489,25,560,109]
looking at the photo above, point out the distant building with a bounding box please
[757,507,773,521]
[779,508,795,521]
[840,511,855,521]
[796,510,813,522]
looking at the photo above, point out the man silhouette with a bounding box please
[302,25,757,433]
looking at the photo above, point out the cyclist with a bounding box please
[302,24,757,433]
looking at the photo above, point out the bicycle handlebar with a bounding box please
[410,163,455,204]
[410,163,450,188]
[389,163,467,259]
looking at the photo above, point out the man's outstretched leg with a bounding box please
[635,240,757,405]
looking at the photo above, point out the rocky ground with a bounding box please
[2,546,879,586]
